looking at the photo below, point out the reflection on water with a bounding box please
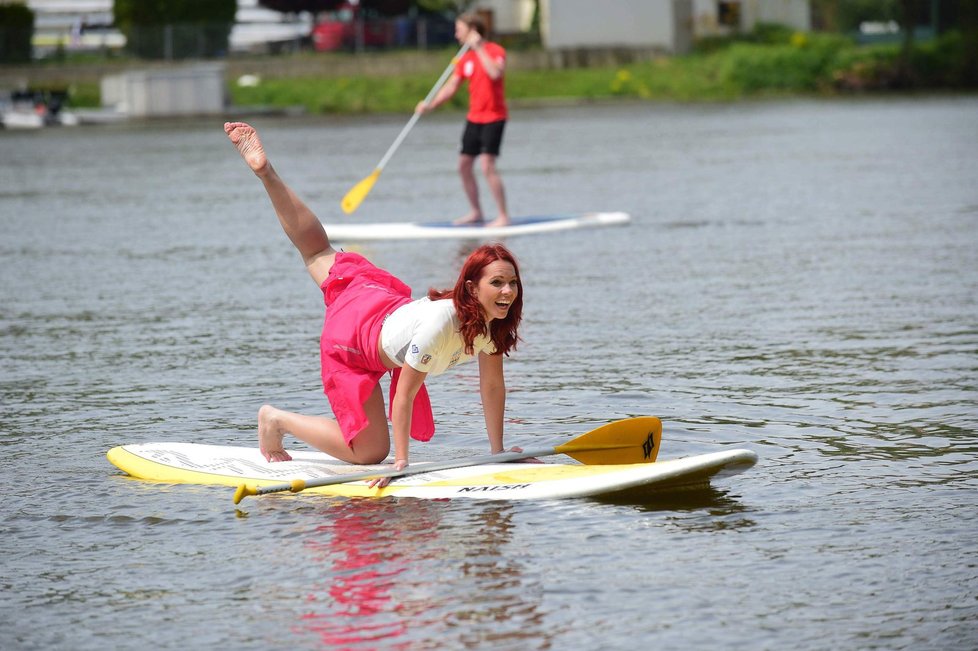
[293,499,552,649]
[299,500,422,646]
[597,484,756,526]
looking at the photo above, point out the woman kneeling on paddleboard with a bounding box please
[225,121,523,487]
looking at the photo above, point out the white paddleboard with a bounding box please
[324,212,630,241]
[107,442,757,501]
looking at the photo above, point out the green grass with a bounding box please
[230,30,975,114]
[64,81,101,107]
[231,73,470,114]
[505,58,740,102]
[227,55,794,114]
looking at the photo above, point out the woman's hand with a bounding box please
[465,30,484,49]
[369,459,409,489]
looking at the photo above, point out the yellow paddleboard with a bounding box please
[107,443,757,501]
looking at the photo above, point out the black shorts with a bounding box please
[460,120,506,157]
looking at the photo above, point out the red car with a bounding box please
[311,3,393,51]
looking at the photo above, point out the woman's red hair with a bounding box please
[428,243,522,356]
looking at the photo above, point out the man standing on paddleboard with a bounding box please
[416,13,511,228]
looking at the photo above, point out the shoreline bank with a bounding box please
[2,28,974,116]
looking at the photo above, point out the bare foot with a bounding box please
[258,404,292,462]
[485,216,511,228]
[224,121,268,174]
[453,211,484,226]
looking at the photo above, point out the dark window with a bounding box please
[718,1,742,28]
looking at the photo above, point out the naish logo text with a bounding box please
[642,431,657,459]
[458,484,531,493]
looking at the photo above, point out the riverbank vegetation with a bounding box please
[13,21,974,113]
[225,24,975,114]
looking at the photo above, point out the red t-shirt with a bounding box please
[455,42,508,123]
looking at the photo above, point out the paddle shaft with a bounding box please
[247,446,555,499]
[233,416,662,503]
[374,42,470,172]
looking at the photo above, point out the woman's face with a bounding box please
[468,260,518,322]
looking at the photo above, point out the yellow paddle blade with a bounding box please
[341,168,381,214]
[555,416,662,465]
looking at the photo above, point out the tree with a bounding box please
[893,0,929,83]
[258,0,344,12]
[960,0,978,85]
[114,0,237,59]
[367,0,412,15]
[414,0,473,12]
[0,2,34,64]
[259,0,411,16]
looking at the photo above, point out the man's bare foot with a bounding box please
[258,404,292,462]
[224,121,268,174]
[453,211,484,226]
[485,216,511,228]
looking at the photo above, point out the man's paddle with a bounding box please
[233,416,661,504]
[340,42,471,215]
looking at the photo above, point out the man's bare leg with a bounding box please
[481,154,510,227]
[453,153,484,225]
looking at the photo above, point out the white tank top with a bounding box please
[381,297,495,374]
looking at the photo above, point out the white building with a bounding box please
[537,0,693,52]
[692,0,812,36]
[470,0,812,53]
[466,0,538,35]
[24,0,122,55]
[227,0,312,54]
[22,0,311,56]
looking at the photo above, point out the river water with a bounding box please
[1,97,976,650]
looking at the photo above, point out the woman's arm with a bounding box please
[478,351,506,453]
[369,364,427,489]
[416,75,461,113]
[389,364,429,464]
[470,37,505,80]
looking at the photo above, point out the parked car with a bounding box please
[311,3,393,51]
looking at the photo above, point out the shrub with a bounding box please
[717,32,852,92]
[0,3,34,63]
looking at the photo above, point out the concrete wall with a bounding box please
[539,0,693,54]
[101,63,225,117]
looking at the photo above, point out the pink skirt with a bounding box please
[319,252,434,444]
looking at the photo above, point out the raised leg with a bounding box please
[225,121,337,286]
